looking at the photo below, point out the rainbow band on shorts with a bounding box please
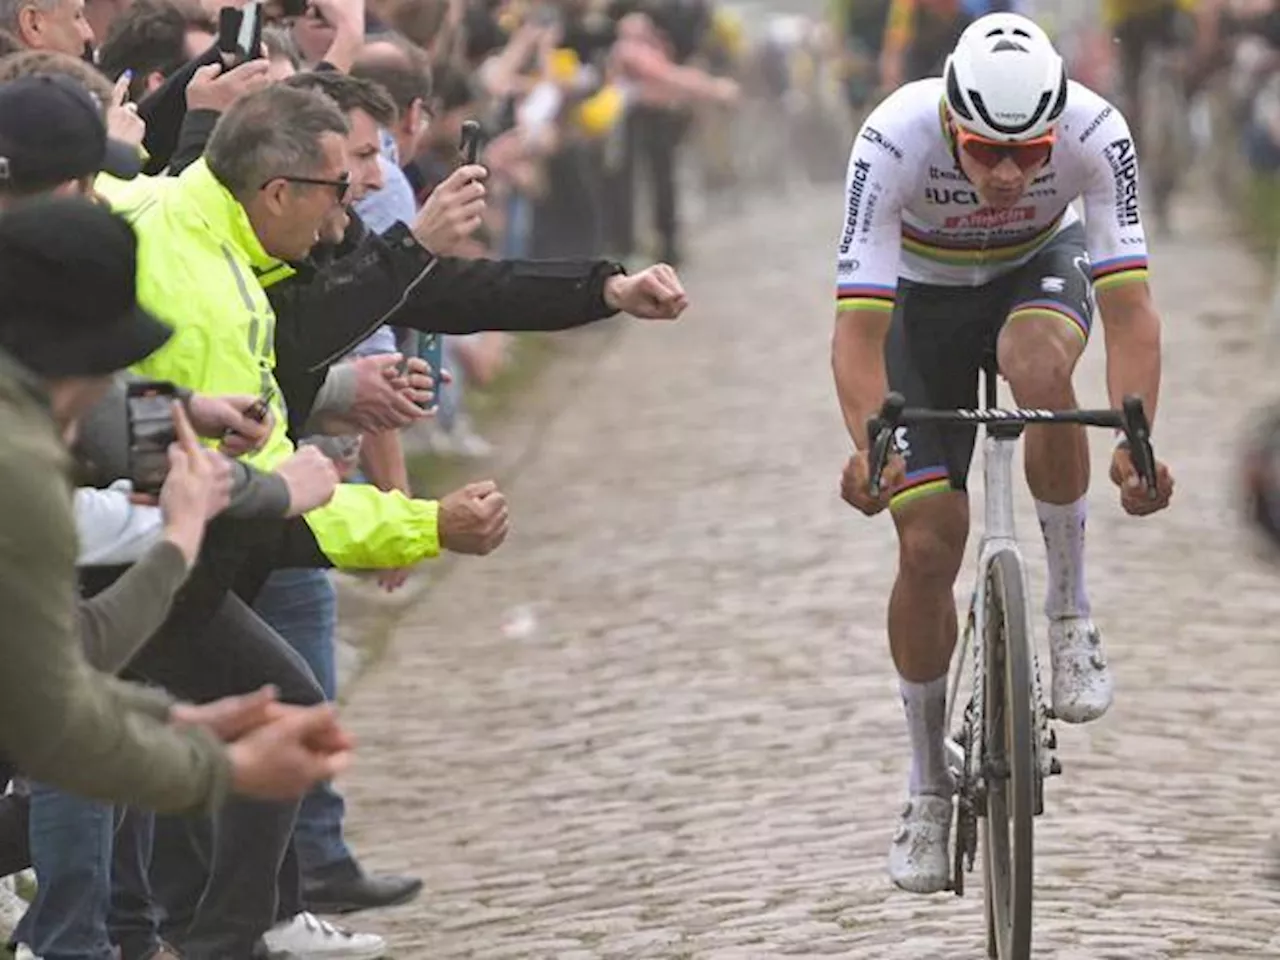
[1006,298,1090,345]
[1091,255,1149,292]
[890,466,951,509]
[836,284,896,314]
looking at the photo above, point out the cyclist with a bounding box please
[831,12,1174,894]
[827,0,892,119]
[878,0,972,92]
[1103,0,1203,203]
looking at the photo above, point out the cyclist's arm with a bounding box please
[832,113,909,449]
[1079,103,1162,425]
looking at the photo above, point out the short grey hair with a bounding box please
[205,84,348,202]
[0,0,56,35]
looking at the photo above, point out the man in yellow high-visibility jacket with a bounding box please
[103,82,509,570]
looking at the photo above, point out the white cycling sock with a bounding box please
[901,675,951,796]
[1035,497,1091,620]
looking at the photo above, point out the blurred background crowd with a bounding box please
[3,0,1280,958]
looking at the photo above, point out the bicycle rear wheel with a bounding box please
[980,548,1035,960]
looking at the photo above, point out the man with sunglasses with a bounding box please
[831,12,1175,895]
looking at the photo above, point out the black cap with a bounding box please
[0,74,142,189]
[0,196,172,378]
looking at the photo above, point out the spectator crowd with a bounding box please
[0,0,746,953]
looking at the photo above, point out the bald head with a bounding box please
[350,32,432,162]
[358,37,408,66]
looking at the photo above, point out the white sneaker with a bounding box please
[1048,617,1114,724]
[13,946,40,960]
[888,794,952,894]
[261,912,386,959]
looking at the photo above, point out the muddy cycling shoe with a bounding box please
[888,794,952,894]
[1048,617,1113,724]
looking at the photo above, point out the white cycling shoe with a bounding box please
[1048,616,1114,724]
[888,794,952,894]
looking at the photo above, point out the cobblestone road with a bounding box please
[336,182,1280,958]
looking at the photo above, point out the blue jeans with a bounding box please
[14,788,159,960]
[110,809,160,960]
[252,568,352,875]
[15,785,114,960]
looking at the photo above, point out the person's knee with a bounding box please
[895,497,967,586]
[999,318,1080,402]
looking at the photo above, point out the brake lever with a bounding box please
[866,392,906,500]
[867,415,889,499]
[1121,395,1158,499]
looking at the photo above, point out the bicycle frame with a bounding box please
[944,427,1026,777]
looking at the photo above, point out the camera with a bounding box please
[126,381,178,496]
[217,2,264,66]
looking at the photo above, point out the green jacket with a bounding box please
[101,162,440,569]
[0,348,231,814]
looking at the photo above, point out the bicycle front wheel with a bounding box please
[980,548,1035,960]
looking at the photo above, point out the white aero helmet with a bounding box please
[943,13,1067,142]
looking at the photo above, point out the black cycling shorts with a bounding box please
[884,223,1093,508]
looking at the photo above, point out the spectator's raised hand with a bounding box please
[159,402,234,566]
[438,480,509,556]
[412,165,488,255]
[308,0,366,71]
[170,685,279,742]
[186,60,272,114]
[274,445,341,516]
[226,703,355,801]
[332,353,436,433]
[603,264,689,320]
[107,72,146,148]
[186,393,275,455]
[712,76,741,105]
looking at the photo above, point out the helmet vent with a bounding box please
[992,39,1027,52]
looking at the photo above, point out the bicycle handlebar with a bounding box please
[864,392,1159,500]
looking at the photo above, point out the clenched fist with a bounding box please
[438,480,509,556]
[603,264,689,320]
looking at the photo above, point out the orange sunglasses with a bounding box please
[953,124,1055,172]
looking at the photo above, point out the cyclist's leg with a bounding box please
[995,225,1112,724]
[882,282,987,895]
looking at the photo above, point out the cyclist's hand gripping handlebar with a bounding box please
[1119,394,1158,500]
[866,392,906,500]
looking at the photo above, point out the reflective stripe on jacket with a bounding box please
[100,160,440,568]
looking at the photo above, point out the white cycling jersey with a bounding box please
[835,77,1150,314]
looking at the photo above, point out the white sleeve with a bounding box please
[1078,102,1150,294]
[74,484,164,568]
[835,100,908,316]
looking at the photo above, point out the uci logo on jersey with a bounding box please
[925,186,980,205]
[1102,138,1140,228]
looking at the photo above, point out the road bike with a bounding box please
[865,367,1159,959]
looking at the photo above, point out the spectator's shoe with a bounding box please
[0,878,27,947]
[887,794,952,895]
[304,861,423,915]
[448,416,494,460]
[260,913,385,959]
[1048,617,1113,724]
